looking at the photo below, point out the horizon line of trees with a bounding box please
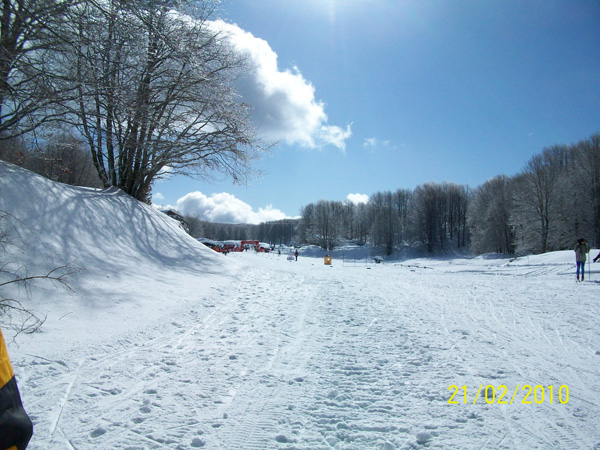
[3,125,597,257]
[184,216,300,246]
[299,182,469,254]
[296,133,599,256]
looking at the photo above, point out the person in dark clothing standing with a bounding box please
[574,238,590,281]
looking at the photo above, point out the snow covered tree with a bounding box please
[60,0,267,202]
[511,146,567,254]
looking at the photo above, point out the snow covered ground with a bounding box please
[2,162,600,450]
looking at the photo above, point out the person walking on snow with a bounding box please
[574,238,590,281]
[294,250,298,261]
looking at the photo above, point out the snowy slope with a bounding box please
[2,161,600,450]
[0,160,233,350]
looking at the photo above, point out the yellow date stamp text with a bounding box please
[448,384,569,405]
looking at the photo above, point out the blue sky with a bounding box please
[154,0,600,223]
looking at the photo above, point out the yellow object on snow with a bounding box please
[0,326,33,450]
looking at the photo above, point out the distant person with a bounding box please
[574,238,590,281]
[294,250,299,261]
[0,326,33,450]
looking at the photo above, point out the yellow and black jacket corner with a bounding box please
[0,327,33,450]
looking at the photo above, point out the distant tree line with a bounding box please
[184,217,301,246]
[299,183,469,254]
[298,133,599,256]
[182,133,599,256]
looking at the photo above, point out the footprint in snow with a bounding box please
[90,427,107,438]
[416,431,433,445]
[191,437,205,447]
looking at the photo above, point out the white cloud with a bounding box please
[346,193,369,205]
[363,138,378,148]
[209,20,352,151]
[153,192,165,202]
[363,137,395,151]
[173,191,288,224]
[318,124,353,151]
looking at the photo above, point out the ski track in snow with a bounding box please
[11,253,600,450]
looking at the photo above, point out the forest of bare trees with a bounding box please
[297,134,599,256]
[299,182,469,255]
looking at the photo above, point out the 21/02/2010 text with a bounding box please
[448,384,569,405]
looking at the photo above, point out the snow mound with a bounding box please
[0,161,232,344]
[0,161,224,275]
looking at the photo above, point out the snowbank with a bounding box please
[0,161,234,348]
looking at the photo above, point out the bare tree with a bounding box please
[313,200,338,251]
[183,215,204,238]
[299,203,316,245]
[60,0,268,202]
[353,202,370,246]
[445,182,470,248]
[0,132,102,187]
[412,183,445,252]
[394,189,412,247]
[257,219,298,246]
[572,134,600,246]
[511,146,567,253]
[0,0,76,138]
[468,175,515,254]
[368,191,397,255]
